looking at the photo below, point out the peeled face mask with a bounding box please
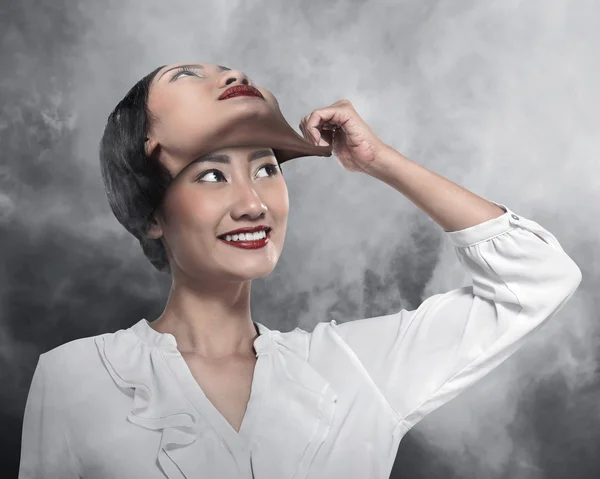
[197,87,334,164]
[148,69,333,179]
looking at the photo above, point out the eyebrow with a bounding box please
[179,149,276,176]
[158,64,230,81]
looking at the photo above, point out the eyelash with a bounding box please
[195,164,280,182]
[172,66,202,80]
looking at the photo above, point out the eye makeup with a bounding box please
[170,65,204,82]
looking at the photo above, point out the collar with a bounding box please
[95,318,337,479]
[130,318,275,357]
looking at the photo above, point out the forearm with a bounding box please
[366,145,505,232]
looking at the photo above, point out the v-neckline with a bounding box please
[123,318,339,479]
[143,320,273,452]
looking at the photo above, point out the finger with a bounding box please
[306,107,347,144]
[301,114,314,142]
[305,111,326,145]
[298,116,309,141]
[319,128,334,148]
[300,112,321,145]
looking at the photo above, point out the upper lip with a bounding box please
[218,85,264,100]
[218,225,271,237]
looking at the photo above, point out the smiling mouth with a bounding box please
[217,227,272,240]
[218,230,271,250]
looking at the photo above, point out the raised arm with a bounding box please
[300,99,582,428]
[299,98,504,232]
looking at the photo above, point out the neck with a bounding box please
[150,274,258,359]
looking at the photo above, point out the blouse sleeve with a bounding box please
[332,201,582,429]
[19,354,80,479]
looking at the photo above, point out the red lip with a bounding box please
[218,225,271,237]
[218,85,264,101]
[219,236,270,250]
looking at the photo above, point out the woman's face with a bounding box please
[146,62,284,175]
[150,144,289,283]
[146,63,289,282]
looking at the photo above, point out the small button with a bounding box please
[511,214,519,220]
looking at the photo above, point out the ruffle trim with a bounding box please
[94,330,200,478]
[95,322,338,479]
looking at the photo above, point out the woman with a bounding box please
[19,62,582,479]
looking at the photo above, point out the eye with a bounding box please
[256,163,280,178]
[195,164,279,183]
[196,169,226,183]
[172,66,203,80]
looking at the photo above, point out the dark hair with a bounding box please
[99,65,173,273]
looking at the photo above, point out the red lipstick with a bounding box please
[218,85,264,101]
[219,236,269,250]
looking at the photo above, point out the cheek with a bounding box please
[164,188,222,238]
[153,90,216,149]
[268,180,289,218]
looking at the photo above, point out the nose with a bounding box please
[219,68,254,88]
[230,181,268,221]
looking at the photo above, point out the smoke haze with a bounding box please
[1,0,598,477]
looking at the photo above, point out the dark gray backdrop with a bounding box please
[1,0,599,478]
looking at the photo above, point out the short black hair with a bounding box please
[99,65,283,274]
[99,65,173,273]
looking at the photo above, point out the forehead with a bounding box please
[152,62,231,85]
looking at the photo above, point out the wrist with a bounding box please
[363,144,405,179]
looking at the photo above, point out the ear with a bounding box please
[146,212,164,240]
[144,137,159,158]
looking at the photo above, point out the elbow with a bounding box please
[550,254,583,307]
[523,255,582,319]
[565,257,583,295]
[556,249,583,294]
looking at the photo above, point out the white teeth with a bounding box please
[223,230,268,242]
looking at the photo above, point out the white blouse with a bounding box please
[19,201,582,479]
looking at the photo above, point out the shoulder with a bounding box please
[42,332,111,365]
[266,322,344,362]
[279,320,352,362]
[37,329,121,389]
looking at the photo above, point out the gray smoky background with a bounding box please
[1,0,599,477]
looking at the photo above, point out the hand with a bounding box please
[299,99,388,173]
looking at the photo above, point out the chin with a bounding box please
[225,97,273,118]
[240,264,275,279]
[233,261,278,281]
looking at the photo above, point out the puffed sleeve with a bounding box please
[19,354,80,479]
[333,201,582,429]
